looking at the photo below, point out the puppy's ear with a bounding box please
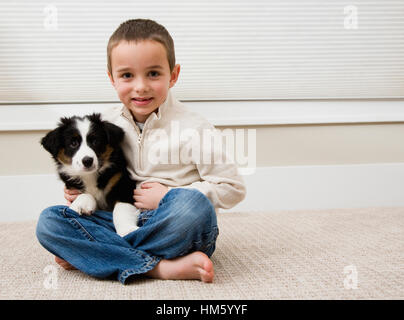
[87,113,102,124]
[41,127,62,156]
[104,122,124,147]
[59,116,75,126]
[40,116,72,156]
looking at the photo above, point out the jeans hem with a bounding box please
[118,255,161,284]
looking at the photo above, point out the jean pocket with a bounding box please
[61,207,96,242]
[61,206,81,218]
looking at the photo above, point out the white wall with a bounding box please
[1,163,404,222]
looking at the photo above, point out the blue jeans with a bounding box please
[36,188,219,284]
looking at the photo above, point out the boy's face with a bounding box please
[108,40,180,123]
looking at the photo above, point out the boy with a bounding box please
[36,19,246,284]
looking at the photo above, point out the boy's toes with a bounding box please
[55,256,77,270]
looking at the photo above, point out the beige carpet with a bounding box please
[0,207,403,300]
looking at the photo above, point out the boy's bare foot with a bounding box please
[145,251,214,283]
[54,256,77,270]
[54,252,215,282]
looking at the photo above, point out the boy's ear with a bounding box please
[107,70,115,86]
[104,122,124,147]
[169,64,180,88]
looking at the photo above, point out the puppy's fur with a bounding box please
[41,113,139,237]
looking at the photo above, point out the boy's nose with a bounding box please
[134,78,148,93]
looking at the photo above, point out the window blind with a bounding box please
[0,0,403,103]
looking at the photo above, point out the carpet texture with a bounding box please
[0,207,403,300]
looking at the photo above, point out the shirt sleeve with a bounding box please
[169,124,247,210]
[177,163,246,210]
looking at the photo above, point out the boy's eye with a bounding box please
[122,73,132,79]
[148,71,159,77]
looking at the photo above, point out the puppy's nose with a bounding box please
[82,156,94,168]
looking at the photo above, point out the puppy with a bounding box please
[41,113,139,237]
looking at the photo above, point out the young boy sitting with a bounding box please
[36,19,246,284]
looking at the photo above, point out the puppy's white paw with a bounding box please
[70,194,97,215]
[116,225,139,237]
[113,202,140,237]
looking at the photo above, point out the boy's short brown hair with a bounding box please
[107,19,175,76]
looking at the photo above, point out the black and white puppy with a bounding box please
[41,113,139,237]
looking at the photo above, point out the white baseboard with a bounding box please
[1,163,404,222]
[222,163,404,213]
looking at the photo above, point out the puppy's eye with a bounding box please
[70,140,79,148]
[88,136,98,146]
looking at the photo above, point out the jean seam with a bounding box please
[178,226,219,257]
[61,207,96,242]
[204,226,219,252]
[138,210,156,227]
[201,226,219,257]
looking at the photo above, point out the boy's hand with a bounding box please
[64,187,82,205]
[133,182,169,210]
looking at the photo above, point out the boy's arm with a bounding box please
[175,163,246,210]
[169,123,247,209]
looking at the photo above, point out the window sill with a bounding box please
[0,99,403,131]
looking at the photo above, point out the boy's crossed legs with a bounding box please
[36,188,218,284]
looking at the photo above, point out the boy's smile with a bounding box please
[108,40,180,123]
